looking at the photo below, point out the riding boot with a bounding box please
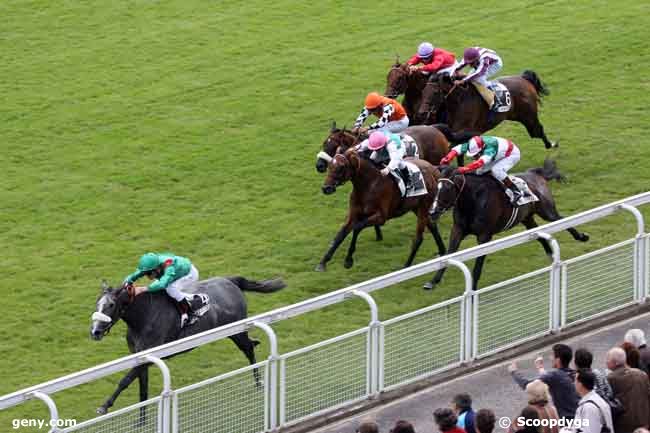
[399,167,412,188]
[178,299,190,328]
[502,177,523,205]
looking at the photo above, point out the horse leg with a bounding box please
[424,224,465,290]
[471,233,494,291]
[344,220,369,269]
[137,366,149,427]
[97,365,144,414]
[523,116,557,149]
[316,218,354,272]
[374,225,383,241]
[536,203,589,242]
[404,212,426,268]
[229,332,262,387]
[427,219,447,257]
[521,216,554,257]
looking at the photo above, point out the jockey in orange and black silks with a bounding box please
[440,136,523,205]
[353,92,409,134]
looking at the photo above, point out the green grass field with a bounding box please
[2,0,650,430]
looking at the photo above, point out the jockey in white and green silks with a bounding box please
[440,135,523,204]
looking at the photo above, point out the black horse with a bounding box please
[427,160,589,290]
[90,276,285,415]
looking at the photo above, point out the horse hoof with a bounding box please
[375,235,383,242]
[315,263,326,272]
[580,233,590,242]
[96,406,108,415]
[552,141,559,148]
[423,281,436,290]
[343,258,353,269]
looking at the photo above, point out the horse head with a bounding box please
[430,166,465,220]
[316,123,361,173]
[384,62,410,99]
[418,74,455,124]
[90,281,132,341]
[321,150,360,195]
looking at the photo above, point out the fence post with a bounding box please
[447,259,474,361]
[536,232,562,332]
[252,321,278,431]
[28,391,59,433]
[350,290,380,396]
[618,204,646,302]
[141,355,172,433]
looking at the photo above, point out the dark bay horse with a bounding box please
[384,62,430,123]
[316,149,446,271]
[90,276,285,415]
[418,71,558,149]
[426,160,588,290]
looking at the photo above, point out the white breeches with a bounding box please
[474,59,503,87]
[477,147,520,181]
[165,265,199,301]
[375,116,409,133]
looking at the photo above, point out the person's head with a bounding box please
[451,393,472,415]
[390,420,416,433]
[463,47,480,65]
[514,406,541,433]
[624,329,646,348]
[606,347,626,370]
[368,131,389,151]
[620,341,641,368]
[574,348,593,369]
[357,421,379,433]
[417,42,435,61]
[525,380,550,405]
[552,344,573,368]
[575,368,596,397]
[137,252,163,280]
[364,92,384,114]
[475,409,496,433]
[433,408,458,432]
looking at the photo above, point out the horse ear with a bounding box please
[100,280,109,292]
[331,120,337,132]
[395,53,400,65]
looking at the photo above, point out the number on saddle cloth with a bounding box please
[488,83,512,112]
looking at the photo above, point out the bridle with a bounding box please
[91,285,134,337]
[385,65,408,99]
[421,76,457,121]
[432,173,466,214]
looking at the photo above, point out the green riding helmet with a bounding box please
[137,253,161,272]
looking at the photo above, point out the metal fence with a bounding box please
[2,193,649,433]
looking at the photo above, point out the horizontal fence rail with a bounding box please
[2,191,649,433]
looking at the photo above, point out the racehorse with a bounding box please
[426,159,588,290]
[384,62,430,123]
[418,71,558,149]
[90,276,285,416]
[316,149,446,271]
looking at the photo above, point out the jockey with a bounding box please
[440,135,523,205]
[356,131,411,186]
[452,47,503,109]
[125,252,208,326]
[407,42,457,76]
[353,92,409,134]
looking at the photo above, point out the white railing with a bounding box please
[2,192,649,433]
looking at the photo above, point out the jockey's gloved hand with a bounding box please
[440,150,458,165]
[380,167,390,176]
[457,166,471,174]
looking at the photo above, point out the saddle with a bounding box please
[389,161,428,198]
[176,293,211,327]
[504,177,538,206]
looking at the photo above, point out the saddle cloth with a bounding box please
[505,176,538,205]
[390,161,428,198]
[489,82,512,113]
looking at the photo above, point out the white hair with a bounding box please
[607,347,627,367]
[624,329,646,348]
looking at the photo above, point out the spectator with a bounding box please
[574,348,614,401]
[517,380,560,433]
[357,421,379,433]
[452,393,476,433]
[625,329,650,374]
[510,344,580,420]
[433,408,466,433]
[390,420,416,433]
[571,369,614,433]
[511,406,541,433]
[475,409,496,433]
[621,341,643,370]
[607,347,650,433]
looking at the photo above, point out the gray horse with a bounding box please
[90,275,285,415]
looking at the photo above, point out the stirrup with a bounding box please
[180,313,189,328]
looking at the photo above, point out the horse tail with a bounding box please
[522,70,550,103]
[530,158,565,183]
[433,123,478,144]
[228,276,286,293]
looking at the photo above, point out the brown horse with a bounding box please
[426,160,588,290]
[316,149,446,271]
[418,71,558,149]
[384,62,431,123]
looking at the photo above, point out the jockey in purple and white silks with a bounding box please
[452,47,503,109]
